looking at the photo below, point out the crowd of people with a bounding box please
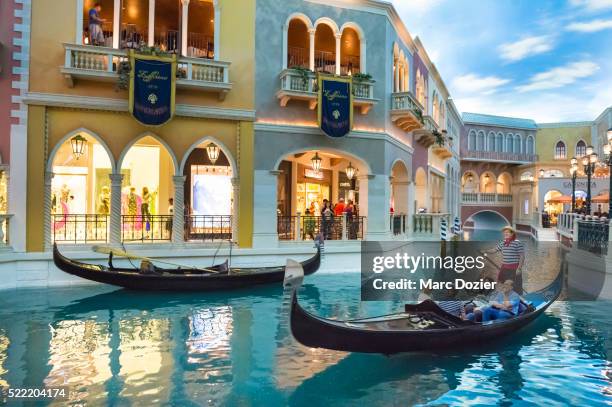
[302,198,360,240]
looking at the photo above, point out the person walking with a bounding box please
[321,199,334,240]
[484,226,525,294]
[88,3,106,46]
[334,198,345,216]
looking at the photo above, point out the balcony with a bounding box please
[462,192,513,205]
[390,92,424,131]
[462,150,539,164]
[432,136,453,160]
[61,43,232,100]
[413,115,439,148]
[276,69,377,115]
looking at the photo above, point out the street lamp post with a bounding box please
[570,157,578,213]
[582,146,598,215]
[602,128,612,217]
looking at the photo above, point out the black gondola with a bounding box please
[289,269,562,354]
[53,243,320,291]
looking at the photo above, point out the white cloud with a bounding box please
[516,61,600,92]
[570,0,612,11]
[567,19,612,32]
[451,74,510,95]
[498,35,554,62]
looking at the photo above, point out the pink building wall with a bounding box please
[0,0,20,165]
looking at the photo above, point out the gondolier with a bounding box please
[484,226,525,294]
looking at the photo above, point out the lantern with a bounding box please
[311,152,322,172]
[206,143,220,165]
[345,162,356,180]
[539,168,545,178]
[70,134,87,160]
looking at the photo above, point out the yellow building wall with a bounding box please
[29,0,255,110]
[536,126,591,162]
[26,106,46,252]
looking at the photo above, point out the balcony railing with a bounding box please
[277,69,377,114]
[462,150,539,163]
[122,215,173,243]
[185,215,232,242]
[390,92,424,132]
[390,214,408,236]
[52,214,109,244]
[62,43,231,99]
[461,192,513,205]
[278,214,366,241]
[577,217,610,256]
[413,213,449,238]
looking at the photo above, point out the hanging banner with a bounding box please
[129,51,176,126]
[318,75,353,138]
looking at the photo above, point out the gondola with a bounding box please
[289,267,563,354]
[53,243,320,291]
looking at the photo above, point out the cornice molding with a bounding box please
[22,92,256,121]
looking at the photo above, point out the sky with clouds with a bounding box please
[391,0,612,122]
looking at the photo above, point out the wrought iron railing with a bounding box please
[52,214,109,244]
[577,218,609,255]
[122,215,173,242]
[185,215,232,242]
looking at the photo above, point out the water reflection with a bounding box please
[0,278,609,405]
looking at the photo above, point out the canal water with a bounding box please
[0,232,610,405]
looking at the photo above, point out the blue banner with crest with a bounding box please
[129,52,176,126]
[318,76,353,138]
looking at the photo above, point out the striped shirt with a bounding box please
[496,239,524,265]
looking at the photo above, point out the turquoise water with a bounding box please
[0,274,611,406]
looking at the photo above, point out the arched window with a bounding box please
[576,140,586,157]
[520,171,533,182]
[487,132,496,152]
[496,133,504,152]
[505,134,513,152]
[468,130,476,150]
[432,93,439,123]
[526,136,534,155]
[555,141,566,160]
[477,131,485,151]
[514,134,521,153]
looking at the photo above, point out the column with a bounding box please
[407,181,415,235]
[109,173,123,246]
[331,170,339,205]
[76,0,84,44]
[181,0,190,56]
[282,25,288,69]
[308,29,316,71]
[112,0,121,48]
[148,0,155,46]
[335,33,341,75]
[359,174,391,240]
[172,175,186,244]
[43,172,54,251]
[360,40,366,73]
[213,0,221,60]
[290,161,298,216]
[252,170,280,248]
[393,58,399,92]
[231,177,240,243]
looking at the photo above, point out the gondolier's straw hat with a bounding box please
[501,226,516,234]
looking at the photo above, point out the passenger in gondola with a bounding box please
[437,287,465,319]
[483,226,525,294]
[467,279,520,322]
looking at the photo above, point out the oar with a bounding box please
[92,246,220,273]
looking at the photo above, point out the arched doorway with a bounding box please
[544,189,563,226]
[497,172,512,194]
[480,171,496,194]
[48,131,114,244]
[461,171,478,193]
[287,17,310,68]
[119,135,176,242]
[314,22,336,73]
[414,167,427,213]
[181,139,235,242]
[276,149,367,240]
[390,160,410,235]
[340,26,360,75]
